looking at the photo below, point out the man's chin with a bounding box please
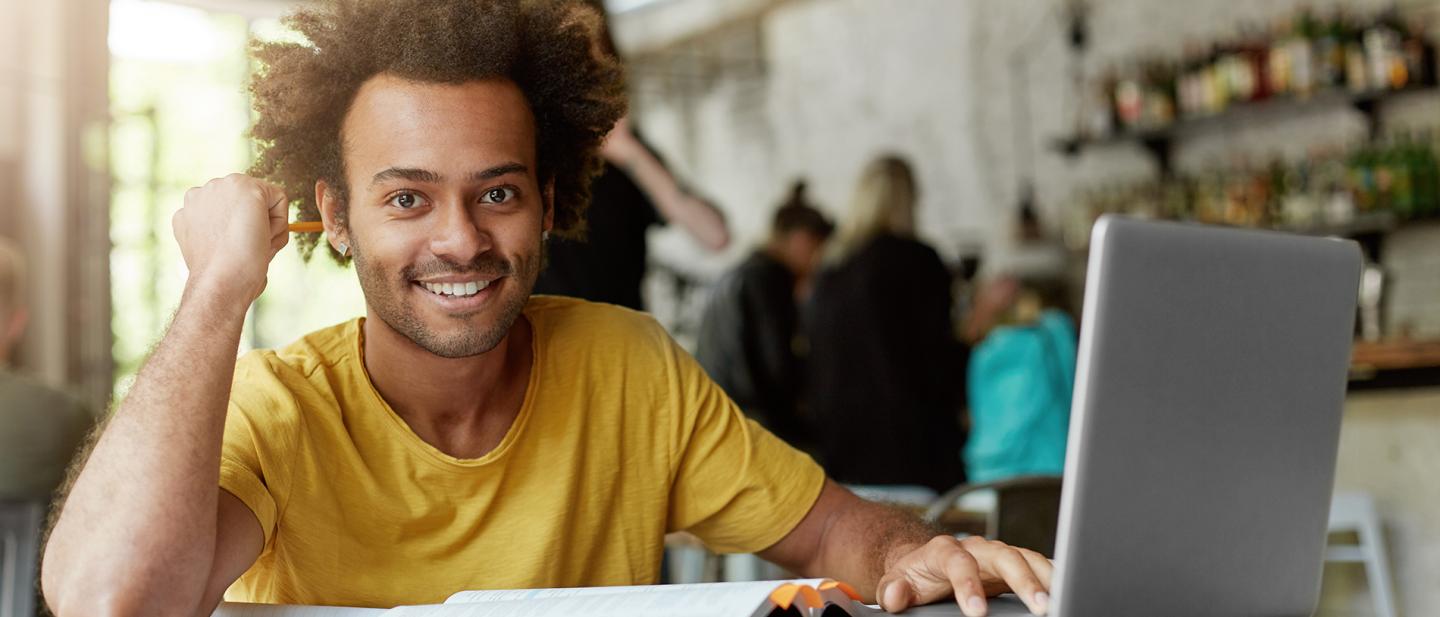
[402,294,529,359]
[406,323,509,358]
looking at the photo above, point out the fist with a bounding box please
[172,174,289,304]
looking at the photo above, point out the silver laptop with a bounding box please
[967,216,1361,617]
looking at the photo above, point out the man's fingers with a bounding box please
[989,547,1048,615]
[1019,549,1054,590]
[876,576,915,614]
[935,542,987,617]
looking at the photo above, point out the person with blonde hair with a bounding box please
[0,236,91,501]
[805,155,967,492]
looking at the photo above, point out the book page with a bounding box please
[444,579,827,605]
[384,580,828,617]
[213,603,388,617]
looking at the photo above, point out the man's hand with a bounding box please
[173,173,290,305]
[877,535,1053,617]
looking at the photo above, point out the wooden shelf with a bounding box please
[1352,339,1440,371]
[1053,86,1440,177]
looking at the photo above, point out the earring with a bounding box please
[337,242,349,257]
[542,231,550,242]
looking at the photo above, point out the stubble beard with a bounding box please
[352,235,541,359]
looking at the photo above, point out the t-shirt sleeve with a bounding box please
[665,337,826,554]
[220,352,300,550]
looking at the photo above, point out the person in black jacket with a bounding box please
[534,4,729,310]
[695,183,833,449]
[804,156,966,493]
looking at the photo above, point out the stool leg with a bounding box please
[1360,517,1398,617]
[667,545,707,584]
[723,553,761,582]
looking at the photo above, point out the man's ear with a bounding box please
[315,180,348,251]
[542,178,556,234]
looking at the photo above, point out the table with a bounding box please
[212,597,1031,617]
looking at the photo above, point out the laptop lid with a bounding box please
[1049,216,1361,617]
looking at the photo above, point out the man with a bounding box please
[0,237,91,502]
[42,2,1052,616]
[695,185,832,449]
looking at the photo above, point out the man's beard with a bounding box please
[352,236,540,358]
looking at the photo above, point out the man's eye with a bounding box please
[388,192,424,209]
[482,187,517,204]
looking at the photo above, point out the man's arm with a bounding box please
[760,480,1054,617]
[42,174,289,617]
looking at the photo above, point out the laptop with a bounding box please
[954,216,1361,617]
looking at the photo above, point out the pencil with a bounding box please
[289,221,325,233]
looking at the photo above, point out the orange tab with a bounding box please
[818,580,863,601]
[769,583,800,610]
[798,585,824,608]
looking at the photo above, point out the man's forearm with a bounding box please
[43,281,251,617]
[770,482,942,602]
[816,499,939,600]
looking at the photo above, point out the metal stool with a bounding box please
[0,501,45,617]
[1327,491,1397,617]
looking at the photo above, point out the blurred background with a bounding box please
[4,0,1440,616]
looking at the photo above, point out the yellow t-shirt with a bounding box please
[220,296,825,607]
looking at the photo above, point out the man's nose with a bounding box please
[429,201,492,263]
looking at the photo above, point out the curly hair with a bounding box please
[248,0,627,263]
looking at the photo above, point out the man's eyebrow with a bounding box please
[469,163,529,182]
[371,167,442,186]
[369,164,529,187]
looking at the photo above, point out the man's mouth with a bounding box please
[417,279,491,298]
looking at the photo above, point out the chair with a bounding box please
[924,475,1063,557]
[0,500,45,617]
[1326,491,1397,617]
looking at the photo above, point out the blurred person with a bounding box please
[962,277,1076,484]
[0,237,91,502]
[533,1,729,310]
[41,3,1053,617]
[805,156,967,493]
[695,182,833,449]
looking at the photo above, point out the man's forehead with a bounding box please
[340,73,538,177]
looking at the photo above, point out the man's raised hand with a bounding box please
[173,174,290,305]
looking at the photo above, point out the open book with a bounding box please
[215,579,883,617]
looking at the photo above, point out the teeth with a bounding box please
[421,280,490,298]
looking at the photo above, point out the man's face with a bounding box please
[336,75,551,358]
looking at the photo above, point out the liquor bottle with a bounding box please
[1406,130,1438,217]
[1344,11,1371,92]
[1269,15,1295,96]
[1178,44,1205,117]
[1243,23,1272,102]
[1365,9,1407,90]
[1113,64,1145,130]
[1142,61,1177,128]
[1316,8,1347,89]
[1292,8,1319,97]
[1402,17,1436,87]
[1384,133,1415,218]
[1347,142,1378,213]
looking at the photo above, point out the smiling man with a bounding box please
[41,1,1051,616]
